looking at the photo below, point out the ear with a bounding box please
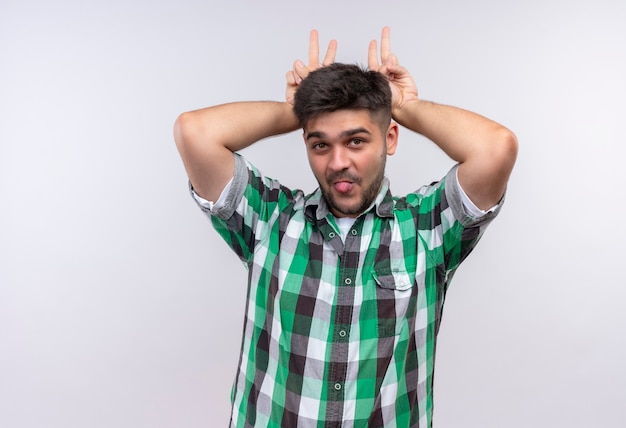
[385,122,399,155]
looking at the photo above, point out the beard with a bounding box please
[320,164,386,217]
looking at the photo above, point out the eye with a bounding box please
[348,138,365,146]
[312,141,328,150]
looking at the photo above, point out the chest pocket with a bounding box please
[372,268,415,337]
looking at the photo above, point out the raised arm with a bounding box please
[174,102,297,202]
[369,27,518,210]
[174,30,337,202]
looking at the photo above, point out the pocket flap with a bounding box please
[372,269,413,291]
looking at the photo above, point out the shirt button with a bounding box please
[334,383,342,391]
[344,278,352,285]
[328,232,336,238]
[351,229,358,235]
[339,330,347,338]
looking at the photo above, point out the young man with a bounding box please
[175,28,517,427]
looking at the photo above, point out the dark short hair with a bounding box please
[293,63,392,130]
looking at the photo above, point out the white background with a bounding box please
[1,0,625,426]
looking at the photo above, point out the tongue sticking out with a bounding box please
[334,181,353,194]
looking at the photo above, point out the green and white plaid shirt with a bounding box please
[193,154,501,427]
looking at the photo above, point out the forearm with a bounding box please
[174,101,299,201]
[177,101,299,153]
[394,100,518,209]
[393,100,508,162]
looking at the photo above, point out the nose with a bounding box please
[328,146,351,171]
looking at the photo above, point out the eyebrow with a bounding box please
[305,127,372,141]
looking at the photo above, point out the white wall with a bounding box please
[1,0,625,426]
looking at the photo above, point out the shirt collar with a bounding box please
[304,177,394,222]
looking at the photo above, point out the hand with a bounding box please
[368,27,419,113]
[285,30,337,105]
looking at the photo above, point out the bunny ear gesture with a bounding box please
[368,27,419,113]
[285,27,417,112]
[285,30,337,105]
[307,29,338,71]
[368,26,393,70]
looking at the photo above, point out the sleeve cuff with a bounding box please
[188,153,248,220]
[445,164,504,226]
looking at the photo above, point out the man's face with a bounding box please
[303,109,398,218]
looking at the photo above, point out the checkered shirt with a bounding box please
[193,153,501,427]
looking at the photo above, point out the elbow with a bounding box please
[503,128,519,171]
[174,110,216,161]
[460,127,518,209]
[173,111,199,152]
[492,127,518,175]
